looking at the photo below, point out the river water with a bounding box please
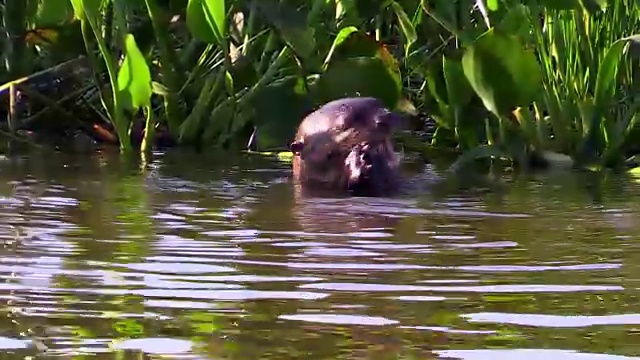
[0,148,638,359]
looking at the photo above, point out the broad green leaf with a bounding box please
[186,0,225,44]
[322,30,402,93]
[313,57,402,109]
[117,34,153,110]
[486,0,499,11]
[37,0,73,26]
[496,4,532,41]
[443,56,473,117]
[202,0,226,43]
[253,0,316,60]
[250,76,311,151]
[443,56,477,148]
[462,28,542,117]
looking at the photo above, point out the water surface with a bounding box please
[0,148,638,359]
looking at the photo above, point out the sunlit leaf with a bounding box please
[117,33,153,110]
[70,0,102,22]
[186,0,226,44]
[202,0,226,43]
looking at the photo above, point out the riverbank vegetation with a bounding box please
[1,0,639,173]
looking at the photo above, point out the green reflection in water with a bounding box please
[0,149,636,359]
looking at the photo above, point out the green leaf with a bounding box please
[117,33,153,110]
[151,81,169,96]
[313,57,402,109]
[391,1,417,54]
[251,76,311,151]
[443,56,473,118]
[202,0,226,44]
[323,26,359,67]
[37,0,73,26]
[594,35,640,113]
[253,0,316,60]
[424,60,452,128]
[70,0,102,22]
[462,28,542,117]
[70,0,86,20]
[335,0,361,27]
[186,0,226,44]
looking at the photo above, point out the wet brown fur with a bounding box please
[291,97,402,197]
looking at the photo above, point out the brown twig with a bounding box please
[19,83,95,127]
[0,56,88,95]
[16,84,83,125]
[17,84,119,144]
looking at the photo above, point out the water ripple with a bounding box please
[463,312,640,327]
[435,349,640,360]
[0,153,637,359]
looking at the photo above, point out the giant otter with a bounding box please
[290,97,403,197]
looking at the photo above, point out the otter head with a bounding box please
[291,97,402,197]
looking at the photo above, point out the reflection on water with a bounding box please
[0,148,638,359]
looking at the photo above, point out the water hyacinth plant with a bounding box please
[0,0,637,174]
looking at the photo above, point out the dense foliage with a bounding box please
[1,0,639,172]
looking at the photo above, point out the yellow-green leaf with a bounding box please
[186,0,226,45]
[117,33,153,110]
[203,0,226,43]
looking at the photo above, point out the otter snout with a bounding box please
[345,141,398,196]
[345,142,372,186]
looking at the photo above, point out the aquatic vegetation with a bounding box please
[0,0,638,173]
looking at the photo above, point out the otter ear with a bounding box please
[290,141,304,155]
